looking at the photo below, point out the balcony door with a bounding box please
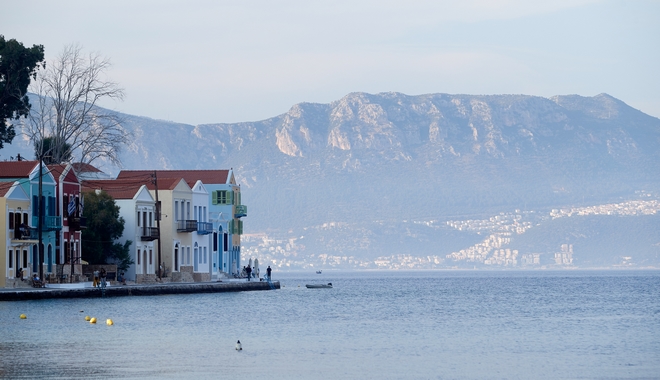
[174,244,179,271]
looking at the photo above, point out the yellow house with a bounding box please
[1,181,37,288]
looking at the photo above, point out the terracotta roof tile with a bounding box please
[0,181,16,197]
[81,179,148,200]
[0,161,39,178]
[117,169,230,186]
[72,162,102,173]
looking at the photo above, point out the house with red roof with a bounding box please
[0,161,61,284]
[1,181,36,287]
[82,179,158,283]
[117,169,246,279]
[48,164,84,280]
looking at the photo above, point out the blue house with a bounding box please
[0,161,61,278]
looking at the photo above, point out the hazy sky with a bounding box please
[4,0,659,125]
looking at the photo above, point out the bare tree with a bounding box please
[26,44,130,166]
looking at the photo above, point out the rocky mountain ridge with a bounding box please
[4,92,660,268]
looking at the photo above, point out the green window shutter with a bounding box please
[228,219,234,234]
[212,191,218,205]
[238,220,243,235]
[228,191,234,205]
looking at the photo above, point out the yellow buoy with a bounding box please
[106,319,113,326]
[85,316,91,321]
[19,314,27,319]
[90,317,97,324]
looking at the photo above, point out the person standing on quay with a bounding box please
[93,269,99,288]
[100,268,107,289]
[266,266,272,281]
[246,265,252,281]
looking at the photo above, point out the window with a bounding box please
[194,206,198,222]
[137,250,141,265]
[175,201,179,220]
[212,190,233,205]
[9,250,13,268]
[187,247,191,265]
[23,250,28,268]
[48,196,55,216]
[137,211,141,227]
[204,247,207,264]
[186,202,190,220]
[149,250,152,265]
[148,212,153,227]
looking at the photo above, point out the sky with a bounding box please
[4,0,660,125]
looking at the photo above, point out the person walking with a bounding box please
[266,266,272,281]
[100,268,107,289]
[93,269,99,288]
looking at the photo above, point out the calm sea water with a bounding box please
[0,270,659,379]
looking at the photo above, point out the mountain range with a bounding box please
[4,92,660,269]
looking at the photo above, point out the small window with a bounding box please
[9,212,14,229]
[9,250,13,269]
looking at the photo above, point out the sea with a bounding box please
[0,270,658,380]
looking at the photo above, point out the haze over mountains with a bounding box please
[5,92,660,269]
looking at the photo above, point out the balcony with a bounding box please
[32,216,63,231]
[196,222,213,235]
[10,227,39,242]
[67,216,87,231]
[235,205,248,218]
[177,220,197,233]
[140,226,159,241]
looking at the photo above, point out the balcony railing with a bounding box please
[235,205,248,218]
[177,220,197,233]
[196,222,213,235]
[140,226,159,241]
[10,227,39,241]
[32,216,63,231]
[67,216,87,231]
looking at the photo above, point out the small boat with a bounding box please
[306,283,333,289]
[316,270,322,274]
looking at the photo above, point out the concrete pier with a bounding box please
[0,280,280,301]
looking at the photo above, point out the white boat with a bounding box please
[316,270,322,274]
[306,283,332,289]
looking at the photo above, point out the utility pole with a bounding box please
[152,171,162,281]
[70,195,80,283]
[38,158,44,283]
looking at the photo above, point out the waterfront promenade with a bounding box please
[0,279,280,301]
